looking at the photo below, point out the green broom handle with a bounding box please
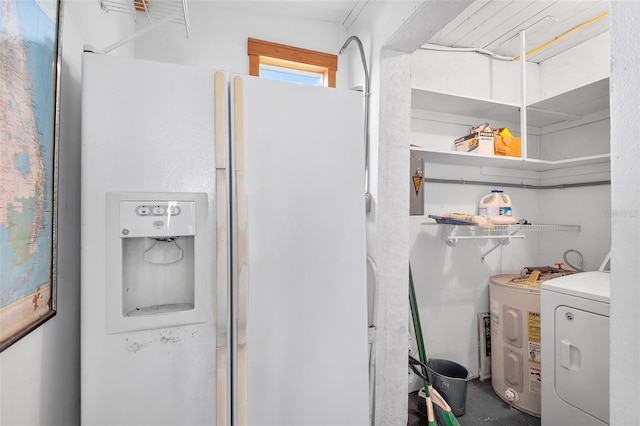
[410,264,460,426]
[409,263,430,394]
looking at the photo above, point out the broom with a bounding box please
[409,263,460,426]
[408,354,436,426]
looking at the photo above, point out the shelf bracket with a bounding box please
[444,227,525,248]
[426,223,581,261]
[480,230,523,262]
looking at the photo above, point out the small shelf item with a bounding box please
[421,222,581,262]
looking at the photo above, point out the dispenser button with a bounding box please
[168,205,181,215]
[153,206,165,215]
[136,206,150,216]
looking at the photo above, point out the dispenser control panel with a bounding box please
[135,204,182,217]
[120,200,196,238]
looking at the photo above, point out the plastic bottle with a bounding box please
[479,190,512,217]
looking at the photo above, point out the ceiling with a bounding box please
[227,0,610,63]
[423,1,610,63]
[210,0,369,29]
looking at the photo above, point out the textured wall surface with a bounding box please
[610,1,640,424]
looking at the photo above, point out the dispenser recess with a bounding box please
[105,192,210,334]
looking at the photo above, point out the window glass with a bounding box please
[259,64,325,86]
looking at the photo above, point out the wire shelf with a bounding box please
[420,223,581,261]
[421,223,581,234]
[100,0,190,37]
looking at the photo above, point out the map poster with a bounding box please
[0,0,61,351]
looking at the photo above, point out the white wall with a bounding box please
[610,1,640,424]
[128,1,348,84]
[0,1,133,425]
[537,33,611,163]
[540,118,610,161]
[539,185,611,271]
[411,48,538,105]
[538,31,610,101]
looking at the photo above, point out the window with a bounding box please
[247,38,337,88]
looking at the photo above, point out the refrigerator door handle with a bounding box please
[214,71,231,426]
[233,75,249,426]
[235,172,249,426]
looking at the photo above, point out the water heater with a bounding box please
[105,192,209,334]
[490,274,543,417]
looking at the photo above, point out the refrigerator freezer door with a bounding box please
[81,53,223,425]
[231,75,369,425]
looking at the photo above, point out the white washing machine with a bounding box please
[541,271,610,426]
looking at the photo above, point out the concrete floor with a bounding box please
[409,379,541,426]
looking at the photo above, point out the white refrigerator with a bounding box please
[80,52,369,425]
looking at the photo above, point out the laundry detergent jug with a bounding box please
[479,190,512,218]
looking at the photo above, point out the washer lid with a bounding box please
[541,271,610,303]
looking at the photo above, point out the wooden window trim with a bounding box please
[248,38,337,88]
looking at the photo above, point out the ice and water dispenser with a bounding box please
[105,192,209,334]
